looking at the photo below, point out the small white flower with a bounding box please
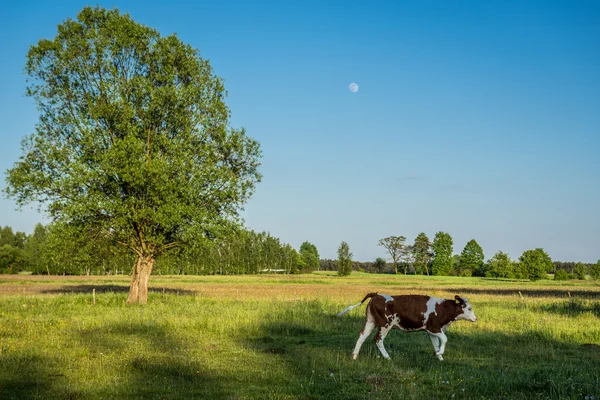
[330,373,334,377]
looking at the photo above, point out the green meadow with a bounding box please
[1,273,599,399]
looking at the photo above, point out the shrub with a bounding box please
[554,269,568,281]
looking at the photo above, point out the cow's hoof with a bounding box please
[436,354,444,361]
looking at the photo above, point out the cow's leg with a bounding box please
[352,320,375,360]
[374,326,392,360]
[428,332,441,354]
[429,331,448,361]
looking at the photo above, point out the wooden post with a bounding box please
[93,288,96,305]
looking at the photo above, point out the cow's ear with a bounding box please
[454,295,463,305]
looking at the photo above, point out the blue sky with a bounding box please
[1,0,599,262]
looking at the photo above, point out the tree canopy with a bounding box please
[458,239,484,277]
[299,241,320,272]
[432,232,453,276]
[412,233,431,275]
[5,6,262,303]
[519,248,553,281]
[378,236,406,274]
[337,241,353,276]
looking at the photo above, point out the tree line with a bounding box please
[2,224,598,281]
[374,232,600,281]
[0,223,322,276]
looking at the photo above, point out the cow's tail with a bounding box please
[337,292,378,317]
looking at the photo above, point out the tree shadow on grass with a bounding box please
[534,298,600,318]
[40,284,195,296]
[75,321,230,399]
[0,354,57,400]
[243,303,600,399]
[1,321,230,399]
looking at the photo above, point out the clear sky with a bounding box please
[1,0,599,263]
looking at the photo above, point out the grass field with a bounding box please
[1,273,599,399]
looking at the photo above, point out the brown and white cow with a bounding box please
[338,292,477,361]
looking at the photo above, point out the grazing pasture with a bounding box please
[0,273,599,399]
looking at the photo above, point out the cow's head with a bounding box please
[454,295,477,322]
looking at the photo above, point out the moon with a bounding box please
[349,82,359,93]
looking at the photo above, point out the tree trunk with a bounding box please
[127,255,154,304]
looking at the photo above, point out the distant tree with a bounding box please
[451,255,462,276]
[299,241,320,273]
[0,227,15,247]
[0,245,26,273]
[24,223,49,274]
[554,269,569,280]
[519,248,553,281]
[432,232,454,276]
[458,239,484,277]
[378,236,406,274]
[281,244,301,274]
[337,241,353,276]
[412,233,431,275]
[0,226,28,252]
[401,244,415,274]
[374,257,387,273]
[591,260,600,280]
[573,263,587,280]
[4,7,261,303]
[485,251,515,278]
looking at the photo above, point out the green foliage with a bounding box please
[0,226,27,249]
[432,231,454,276]
[485,251,515,278]
[299,241,320,273]
[378,236,406,274]
[0,245,26,273]
[573,263,587,280]
[458,239,484,277]
[554,269,569,280]
[519,248,553,281]
[24,223,49,274]
[0,222,300,276]
[336,241,353,276]
[373,257,386,273]
[591,260,600,280]
[411,233,431,275]
[4,7,261,301]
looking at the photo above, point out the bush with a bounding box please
[554,269,568,280]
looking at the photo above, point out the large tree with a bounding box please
[337,241,353,277]
[299,241,320,272]
[5,7,261,303]
[431,231,454,276]
[519,248,553,281]
[458,239,484,277]
[378,236,406,274]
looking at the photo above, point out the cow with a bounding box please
[337,292,477,361]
